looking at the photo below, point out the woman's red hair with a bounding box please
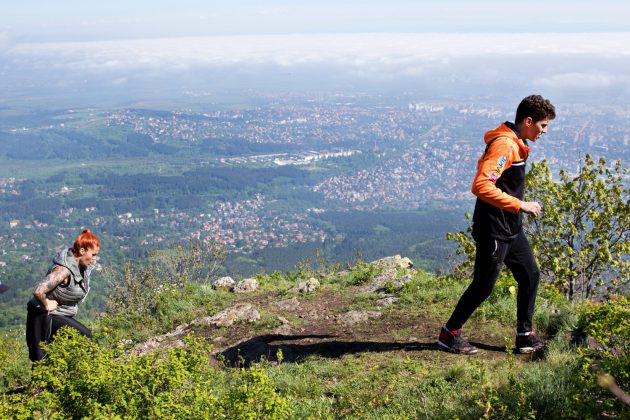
[72,229,100,255]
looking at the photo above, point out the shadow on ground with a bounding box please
[217,334,440,367]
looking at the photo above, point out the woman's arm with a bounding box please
[33,265,71,313]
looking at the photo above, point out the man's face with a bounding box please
[522,117,550,142]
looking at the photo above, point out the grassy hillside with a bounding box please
[1,253,628,419]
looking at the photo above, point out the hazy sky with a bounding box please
[2,0,630,42]
[2,1,630,105]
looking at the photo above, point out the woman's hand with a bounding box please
[44,299,59,313]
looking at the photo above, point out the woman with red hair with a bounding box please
[26,229,100,362]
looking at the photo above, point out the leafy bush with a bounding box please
[345,260,382,286]
[0,328,30,392]
[327,260,384,288]
[526,156,629,300]
[222,366,292,419]
[572,296,630,417]
[152,240,225,285]
[255,270,296,291]
[0,328,291,419]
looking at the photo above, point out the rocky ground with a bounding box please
[131,256,543,368]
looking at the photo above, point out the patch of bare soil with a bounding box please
[181,286,543,367]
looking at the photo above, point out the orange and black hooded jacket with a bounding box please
[471,122,530,241]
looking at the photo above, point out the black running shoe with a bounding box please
[515,330,546,354]
[437,327,478,354]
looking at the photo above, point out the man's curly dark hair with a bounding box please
[515,95,556,124]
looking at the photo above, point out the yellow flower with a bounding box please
[509,285,517,297]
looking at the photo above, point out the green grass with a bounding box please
[264,340,584,419]
[2,257,628,418]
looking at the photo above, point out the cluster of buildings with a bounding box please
[313,142,477,210]
[106,110,207,143]
[138,195,326,253]
[0,177,23,196]
[3,98,629,263]
[105,104,433,147]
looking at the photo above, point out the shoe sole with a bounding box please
[437,340,478,355]
[515,346,545,354]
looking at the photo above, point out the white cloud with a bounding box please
[3,32,630,104]
[533,72,622,89]
[9,32,630,74]
[0,30,20,53]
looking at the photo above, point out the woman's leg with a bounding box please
[26,307,92,362]
[50,315,92,338]
[25,304,51,362]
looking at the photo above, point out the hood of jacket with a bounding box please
[484,121,530,159]
[53,248,81,279]
[53,248,94,286]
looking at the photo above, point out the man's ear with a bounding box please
[523,116,533,127]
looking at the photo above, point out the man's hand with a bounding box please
[520,201,542,218]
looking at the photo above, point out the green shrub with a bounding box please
[102,264,233,343]
[339,260,382,287]
[382,281,398,295]
[222,366,291,419]
[571,296,630,417]
[105,241,224,318]
[0,328,31,392]
[1,328,291,419]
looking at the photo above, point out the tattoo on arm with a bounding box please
[33,266,71,298]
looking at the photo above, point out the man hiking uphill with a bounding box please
[438,95,556,355]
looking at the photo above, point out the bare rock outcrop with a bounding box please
[338,310,382,325]
[360,264,414,294]
[233,278,259,293]
[371,255,413,270]
[130,303,261,356]
[193,303,260,328]
[289,277,320,294]
[273,297,301,311]
[376,296,399,306]
[273,316,293,335]
[132,336,185,357]
[212,276,236,290]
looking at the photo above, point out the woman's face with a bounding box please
[77,246,99,268]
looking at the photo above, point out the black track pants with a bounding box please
[26,302,92,362]
[446,229,540,333]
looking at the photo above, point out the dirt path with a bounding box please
[200,287,541,367]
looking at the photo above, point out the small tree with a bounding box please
[445,212,476,282]
[525,155,629,300]
[447,155,629,301]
